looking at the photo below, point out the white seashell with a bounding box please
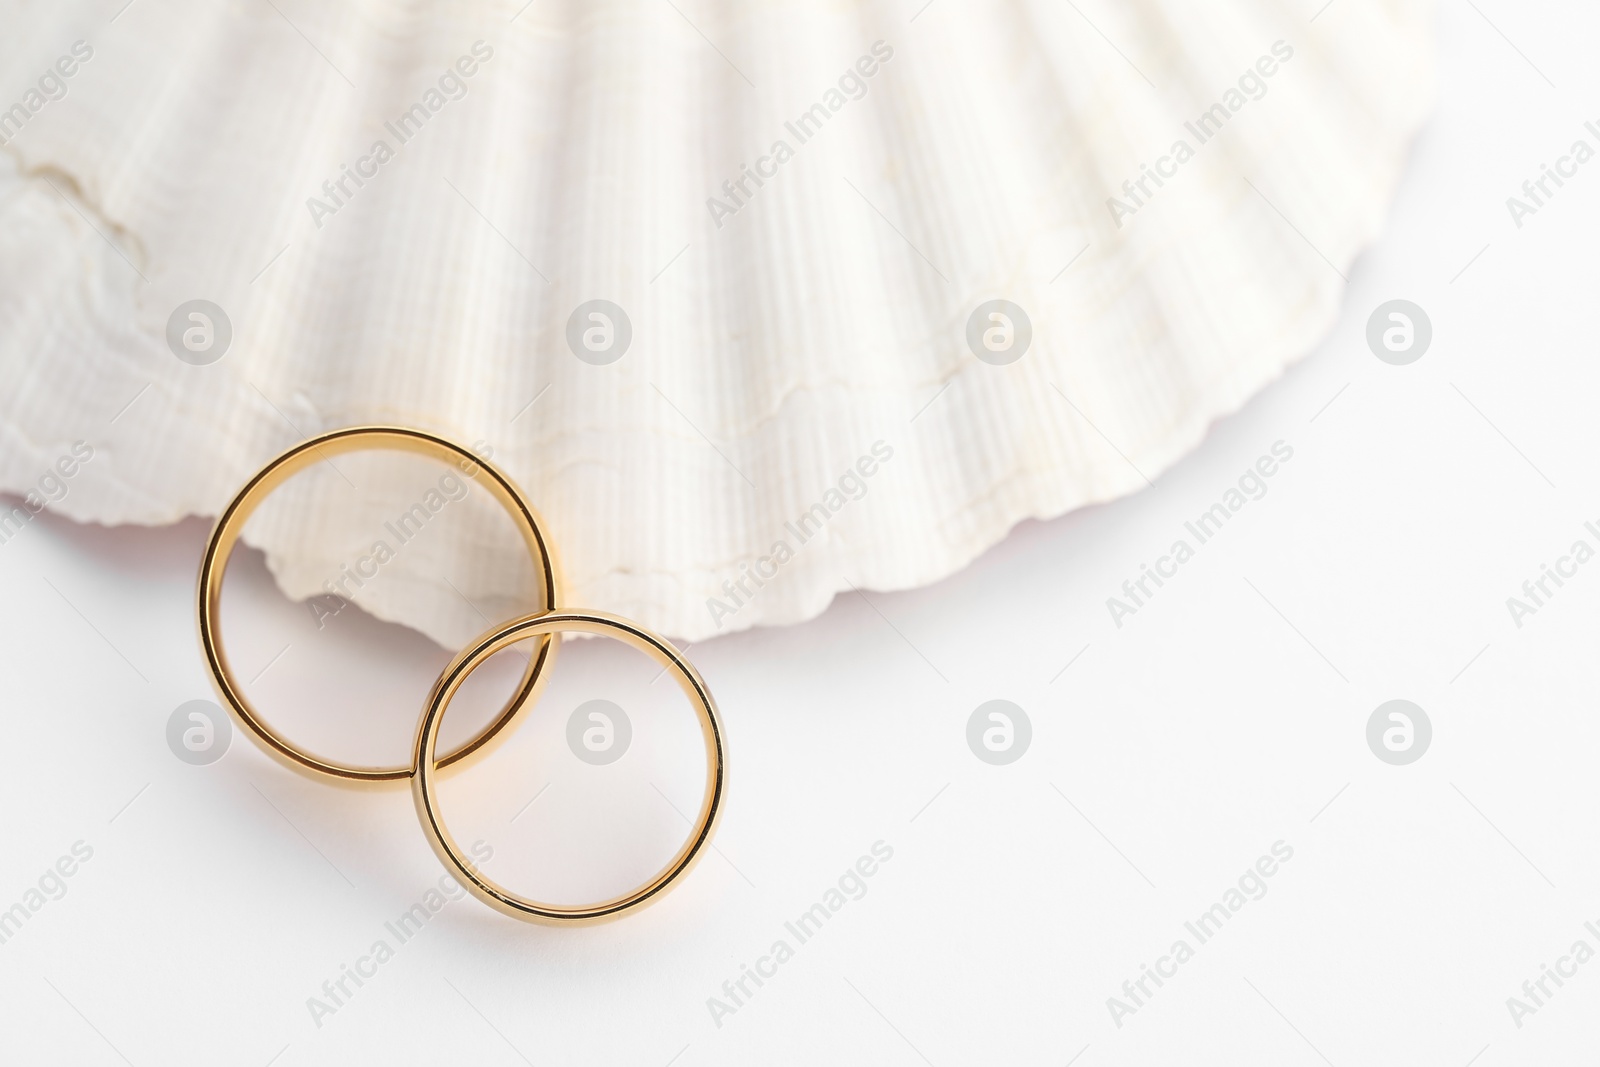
[0,0,1436,644]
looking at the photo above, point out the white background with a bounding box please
[3,1,1600,1064]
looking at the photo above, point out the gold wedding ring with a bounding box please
[412,611,726,924]
[195,426,725,924]
[197,426,560,784]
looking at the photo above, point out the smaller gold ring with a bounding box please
[411,610,726,924]
[197,426,561,785]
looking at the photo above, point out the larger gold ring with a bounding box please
[412,610,726,924]
[197,426,560,784]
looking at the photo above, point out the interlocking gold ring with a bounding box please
[197,426,560,784]
[411,610,726,924]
